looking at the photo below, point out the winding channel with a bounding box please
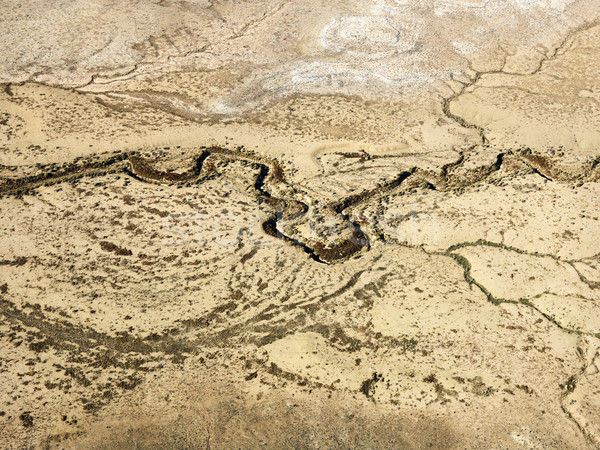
[1,145,598,263]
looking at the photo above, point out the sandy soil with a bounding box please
[1,0,600,448]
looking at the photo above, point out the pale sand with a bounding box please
[1,1,600,448]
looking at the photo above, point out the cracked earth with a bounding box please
[1,0,600,448]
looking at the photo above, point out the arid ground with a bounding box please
[1,0,600,448]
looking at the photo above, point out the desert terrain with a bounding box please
[1,0,600,448]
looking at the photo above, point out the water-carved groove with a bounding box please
[560,349,600,447]
[441,72,488,145]
[0,146,364,263]
[2,145,598,265]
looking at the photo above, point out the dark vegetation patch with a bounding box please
[560,376,577,393]
[142,206,169,218]
[522,153,553,176]
[240,248,257,264]
[317,270,366,305]
[270,160,286,183]
[0,152,131,195]
[266,362,330,390]
[423,373,437,383]
[0,299,195,359]
[0,257,27,266]
[312,230,367,262]
[99,241,132,256]
[468,376,495,396]
[390,337,418,353]
[19,412,34,428]
[29,339,50,352]
[360,372,384,399]
[262,217,279,238]
[306,324,363,352]
[63,366,92,387]
[516,384,534,395]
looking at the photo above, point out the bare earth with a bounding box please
[1,0,600,448]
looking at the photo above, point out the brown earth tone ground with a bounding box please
[1,0,600,448]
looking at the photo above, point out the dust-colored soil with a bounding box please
[1,0,600,448]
